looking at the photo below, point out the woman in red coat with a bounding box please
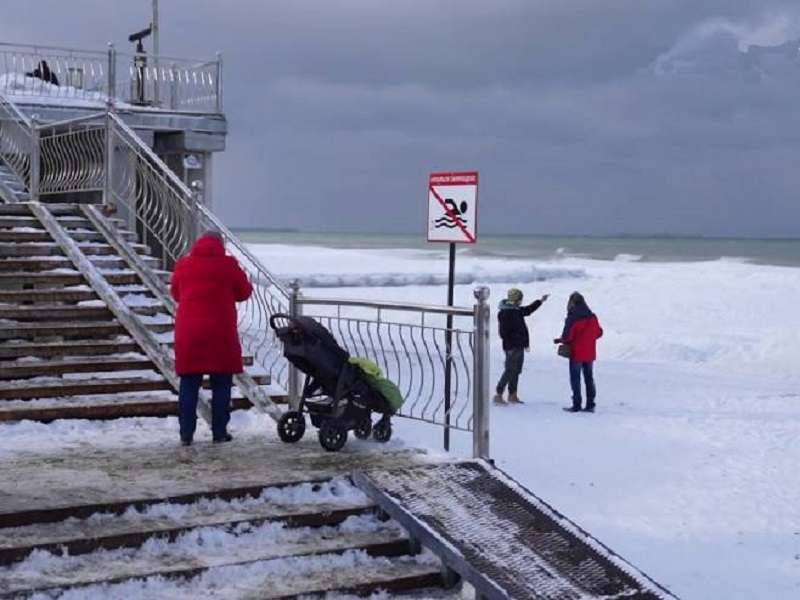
[170,230,253,445]
[554,292,603,413]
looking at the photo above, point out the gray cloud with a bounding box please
[2,1,800,236]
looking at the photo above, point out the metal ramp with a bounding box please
[354,460,679,600]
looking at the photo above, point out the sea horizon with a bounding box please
[233,229,800,268]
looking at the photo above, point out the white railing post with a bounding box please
[215,52,223,113]
[472,286,491,459]
[190,180,203,246]
[107,43,117,103]
[29,115,40,201]
[288,280,303,410]
[104,100,115,206]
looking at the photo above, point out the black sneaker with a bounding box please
[180,437,192,447]
[213,433,233,444]
[562,406,581,413]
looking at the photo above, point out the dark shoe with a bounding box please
[213,433,233,443]
[562,406,581,413]
[180,437,192,447]
[583,405,595,413]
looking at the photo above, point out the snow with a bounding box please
[0,72,124,109]
[1,242,798,598]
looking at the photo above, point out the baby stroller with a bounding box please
[269,314,399,452]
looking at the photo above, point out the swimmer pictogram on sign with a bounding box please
[427,171,478,244]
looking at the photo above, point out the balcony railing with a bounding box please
[0,42,222,114]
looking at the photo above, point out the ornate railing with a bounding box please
[37,114,105,195]
[0,92,33,196]
[0,42,221,113]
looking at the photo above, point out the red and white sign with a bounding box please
[427,171,479,244]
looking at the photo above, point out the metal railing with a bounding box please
[0,91,33,195]
[104,111,292,387]
[292,284,492,457]
[0,42,221,113]
[36,114,105,196]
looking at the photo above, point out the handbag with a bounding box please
[557,343,571,358]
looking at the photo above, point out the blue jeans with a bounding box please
[178,374,232,441]
[569,361,596,409]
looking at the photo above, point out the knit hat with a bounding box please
[201,229,223,241]
[507,288,523,303]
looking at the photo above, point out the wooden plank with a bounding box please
[0,321,127,341]
[0,288,99,303]
[0,256,160,272]
[0,230,129,243]
[0,397,253,424]
[0,502,374,563]
[0,339,146,359]
[0,530,414,596]
[0,304,163,321]
[0,377,170,400]
[0,356,155,378]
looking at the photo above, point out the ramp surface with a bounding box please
[354,460,678,600]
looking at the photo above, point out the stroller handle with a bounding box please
[269,313,301,331]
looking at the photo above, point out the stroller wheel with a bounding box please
[372,418,392,443]
[277,411,306,443]
[318,419,348,452]
[354,417,372,440]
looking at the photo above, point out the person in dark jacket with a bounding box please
[170,230,253,445]
[25,60,60,86]
[554,292,603,413]
[494,287,550,404]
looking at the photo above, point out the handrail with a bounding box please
[0,90,32,127]
[0,90,34,199]
[299,296,475,317]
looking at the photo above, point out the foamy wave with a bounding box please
[614,253,643,262]
[277,266,585,288]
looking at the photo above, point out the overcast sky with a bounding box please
[2,1,800,236]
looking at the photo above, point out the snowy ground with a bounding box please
[2,243,799,599]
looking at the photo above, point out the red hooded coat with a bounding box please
[170,235,253,376]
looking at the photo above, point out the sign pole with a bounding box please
[443,242,456,451]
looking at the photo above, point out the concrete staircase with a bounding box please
[0,202,269,423]
[0,475,453,598]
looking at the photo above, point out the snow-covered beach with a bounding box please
[2,239,798,599]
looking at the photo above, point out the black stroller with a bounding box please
[269,314,397,452]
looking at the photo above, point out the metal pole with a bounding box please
[443,242,455,451]
[190,180,203,247]
[215,52,223,113]
[152,0,160,106]
[107,43,117,103]
[29,115,40,201]
[472,286,491,459]
[104,100,115,206]
[288,280,303,410]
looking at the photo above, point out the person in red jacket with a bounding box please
[170,230,253,445]
[554,292,603,413]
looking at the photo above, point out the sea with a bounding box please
[233,231,800,268]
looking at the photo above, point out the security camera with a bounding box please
[128,26,152,43]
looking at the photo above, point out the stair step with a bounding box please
[0,498,375,563]
[0,321,127,341]
[0,528,416,597]
[0,396,253,422]
[0,204,111,217]
[0,255,160,272]
[0,215,90,229]
[0,377,171,400]
[0,339,147,359]
[0,230,135,243]
[0,305,165,321]
[0,356,155,379]
[0,242,150,257]
[0,288,100,303]
[0,271,162,287]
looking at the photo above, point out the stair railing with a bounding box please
[105,111,292,388]
[0,91,33,200]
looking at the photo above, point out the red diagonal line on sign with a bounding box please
[429,184,475,243]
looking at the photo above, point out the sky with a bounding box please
[2,1,800,237]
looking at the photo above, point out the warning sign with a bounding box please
[427,171,479,244]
